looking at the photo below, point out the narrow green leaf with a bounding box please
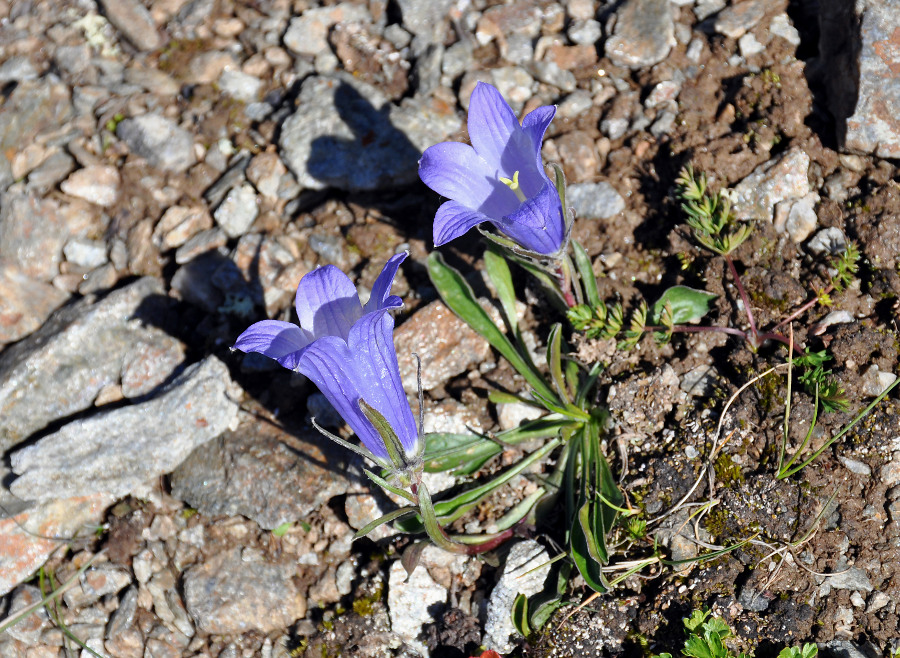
[352,506,417,540]
[484,247,520,336]
[364,469,417,503]
[547,324,572,405]
[569,502,610,593]
[573,241,601,308]
[511,594,531,637]
[427,251,558,403]
[488,389,530,405]
[650,286,717,325]
[397,437,561,532]
[423,433,501,474]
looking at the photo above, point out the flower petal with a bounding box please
[419,141,498,209]
[497,181,565,254]
[433,200,492,246]
[364,252,407,314]
[295,265,363,341]
[349,311,419,455]
[522,105,557,162]
[296,337,390,461]
[467,82,531,173]
[233,320,310,370]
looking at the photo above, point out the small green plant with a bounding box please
[653,609,816,658]
[569,166,864,413]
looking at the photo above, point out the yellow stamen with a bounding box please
[499,170,527,203]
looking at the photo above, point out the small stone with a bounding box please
[98,0,161,51]
[63,564,132,608]
[770,14,800,45]
[567,19,602,46]
[174,228,228,265]
[5,586,50,643]
[117,114,196,173]
[64,238,108,268]
[739,33,765,57]
[867,591,890,613]
[731,148,811,223]
[0,264,69,346]
[783,193,819,243]
[530,61,576,93]
[557,90,593,120]
[60,165,120,207]
[827,567,873,592]
[186,51,238,84]
[714,0,767,38]
[567,181,626,219]
[645,81,681,108]
[694,0,726,21]
[0,56,38,83]
[214,184,259,238]
[442,40,474,81]
[155,206,213,250]
[497,402,545,431]
[218,69,262,103]
[283,4,371,56]
[483,540,550,653]
[184,548,306,634]
[490,66,535,109]
[605,0,675,69]
[882,461,900,487]
[681,365,718,397]
[838,456,871,476]
[860,364,897,398]
[807,227,848,255]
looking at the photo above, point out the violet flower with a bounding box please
[234,253,419,465]
[418,81,565,255]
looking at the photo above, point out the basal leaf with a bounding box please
[650,286,717,325]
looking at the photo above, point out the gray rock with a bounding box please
[170,411,353,530]
[568,181,626,220]
[731,148,811,223]
[0,264,69,346]
[10,357,239,502]
[0,80,72,153]
[0,56,39,83]
[557,90,594,120]
[483,540,551,653]
[184,548,306,635]
[63,564,132,608]
[530,61,577,92]
[64,238,108,268]
[819,0,900,158]
[98,0,162,51]
[713,0,767,38]
[605,0,675,69]
[413,43,444,97]
[388,546,475,657]
[107,586,139,639]
[860,364,897,398]
[568,19,602,45]
[694,0,727,20]
[26,150,75,192]
[827,566,873,592]
[681,364,718,397]
[396,0,455,44]
[0,492,115,597]
[4,586,50,643]
[807,227,848,256]
[280,73,459,192]
[442,40,474,81]
[739,33,765,57]
[218,69,263,103]
[770,13,800,45]
[0,190,71,280]
[394,299,492,392]
[283,4,370,56]
[838,456,871,476]
[820,640,881,658]
[117,114,196,173]
[0,277,185,452]
[214,183,259,238]
[783,192,820,243]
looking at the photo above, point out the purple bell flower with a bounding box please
[418,81,565,255]
[234,253,418,464]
